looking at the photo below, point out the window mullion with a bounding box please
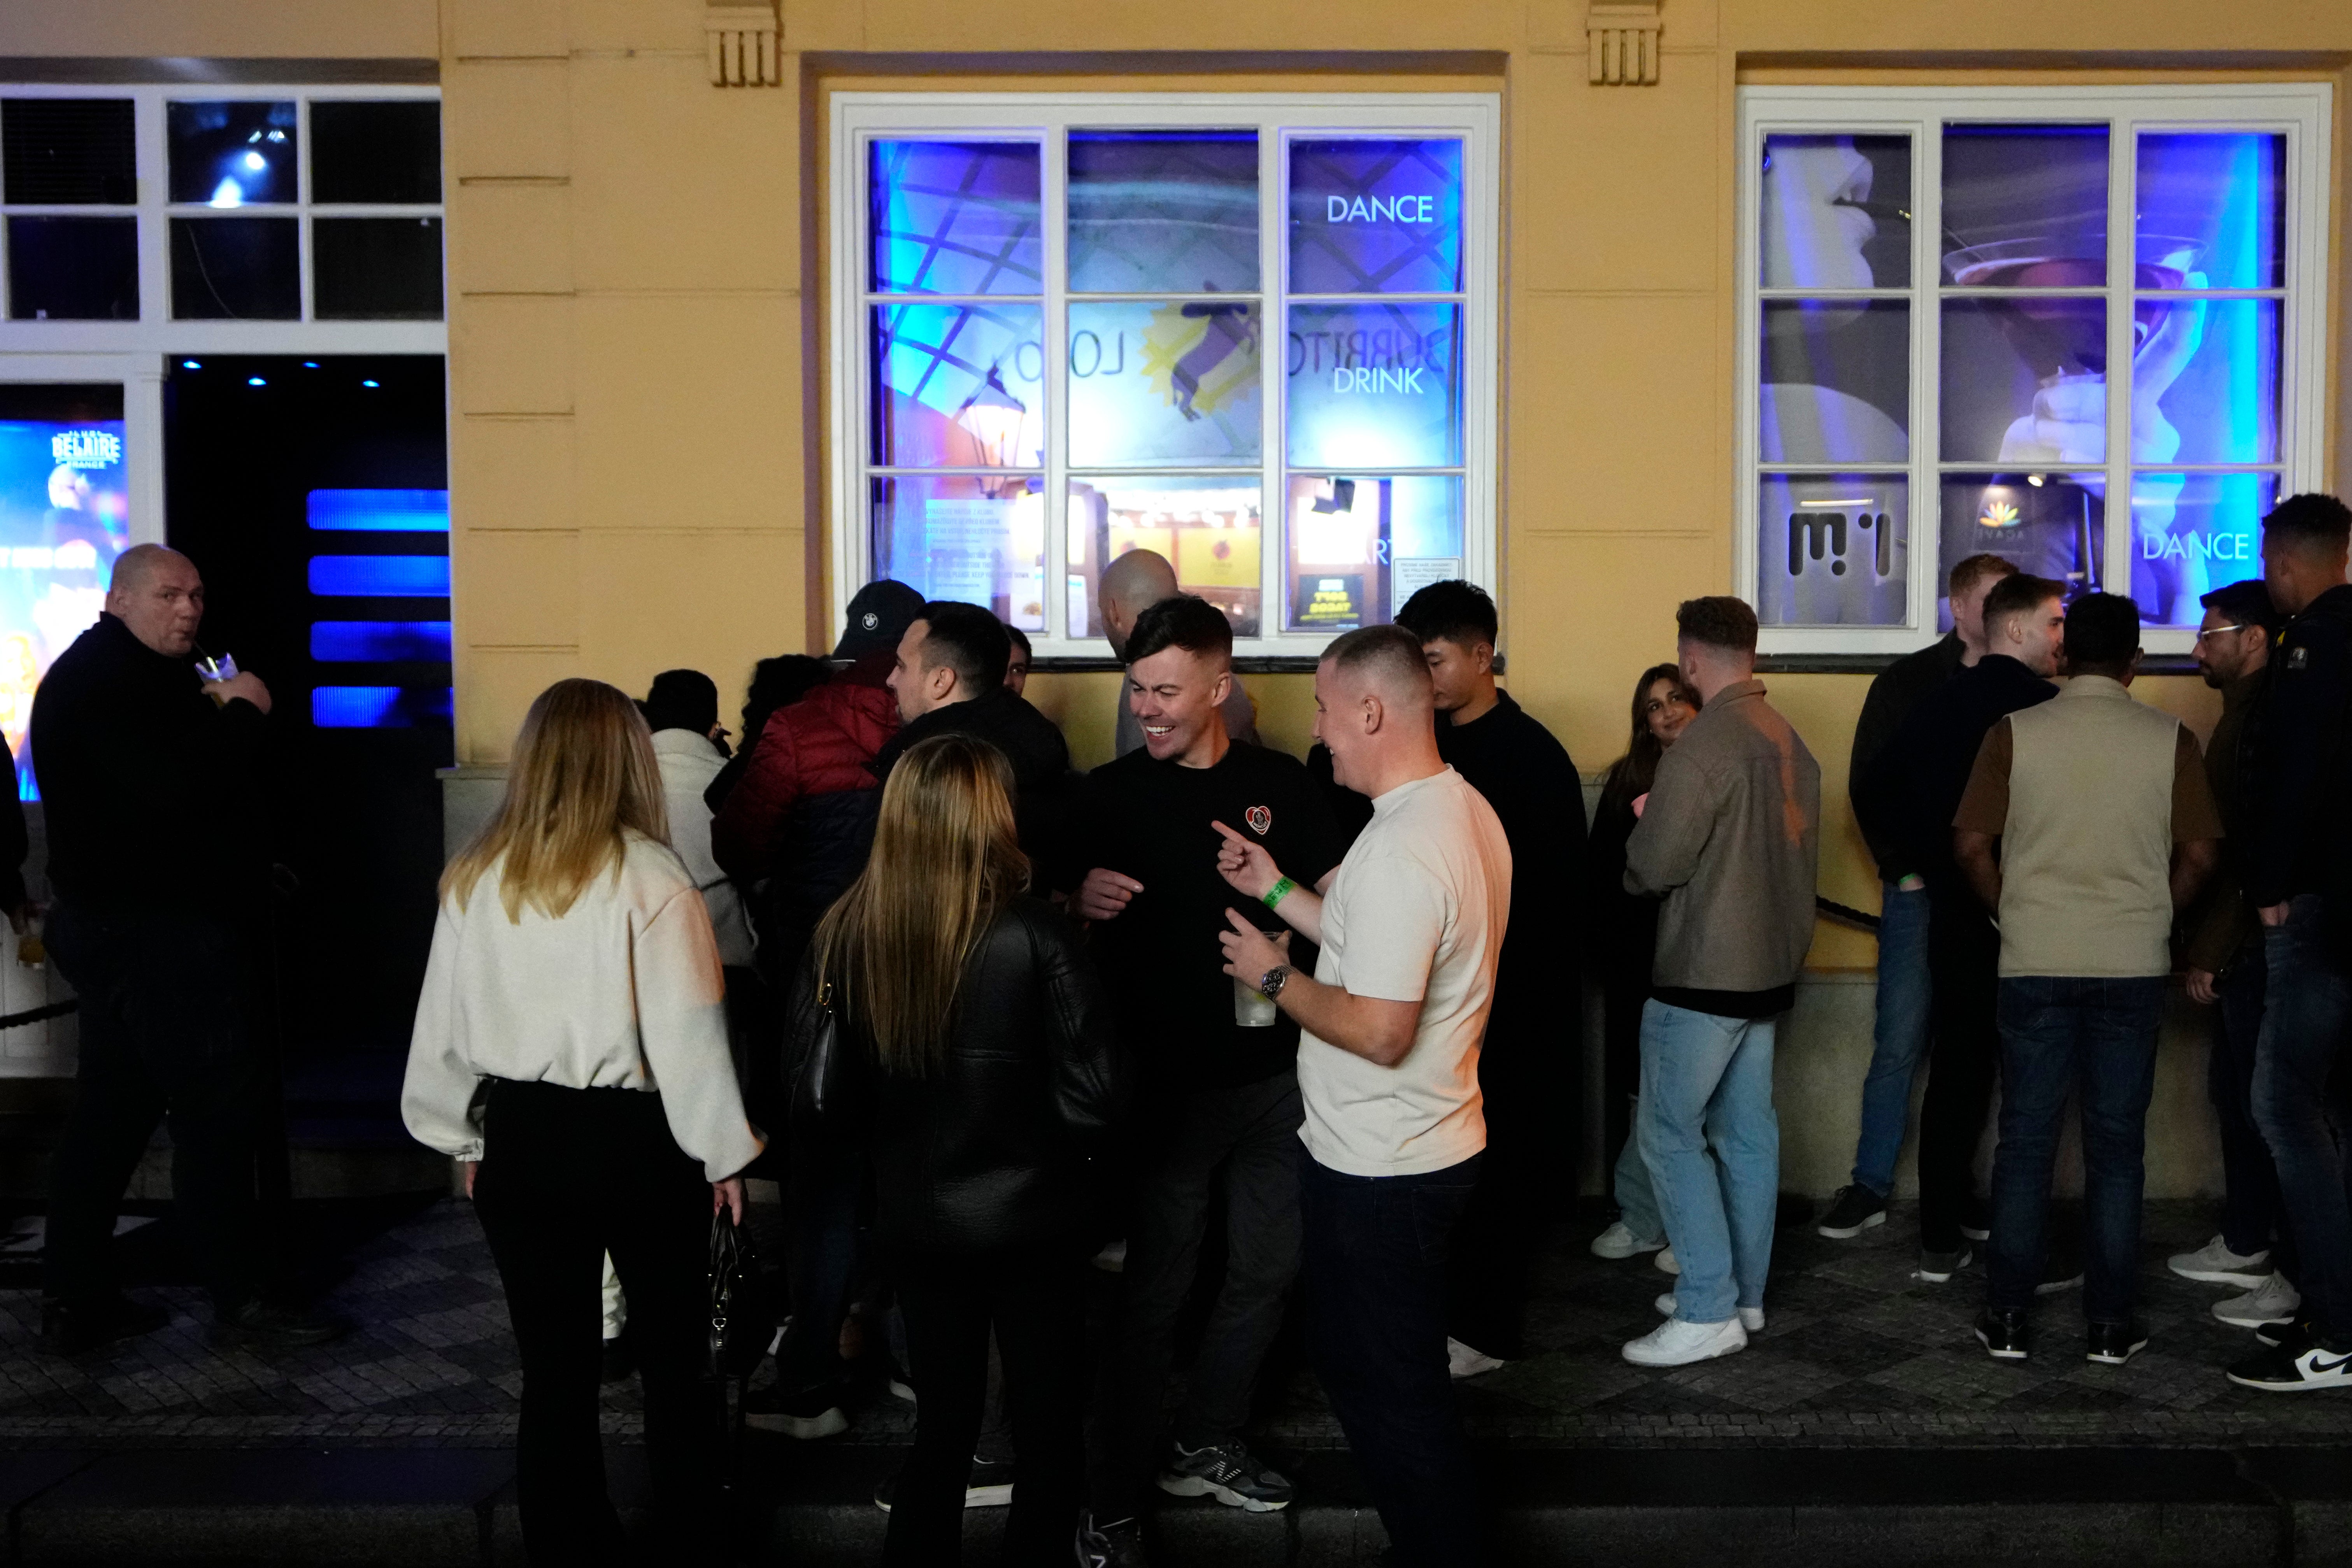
[2103,116,2134,601]
[1260,120,1285,651]
[1914,118,1941,635]
[1041,119,1068,645]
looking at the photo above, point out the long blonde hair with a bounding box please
[811,733,1029,1077]
[442,679,672,922]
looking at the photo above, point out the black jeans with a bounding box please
[44,898,264,1311]
[1450,1007,1566,1359]
[2212,937,2295,1274]
[1100,1072,1302,1519]
[887,1243,1087,1566]
[1918,894,2001,1253]
[1985,976,2165,1322]
[2252,897,2352,1339]
[474,1080,724,1567]
[1302,1152,1482,1568]
[776,1138,864,1398]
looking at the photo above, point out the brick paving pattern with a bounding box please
[1,1197,2346,1450]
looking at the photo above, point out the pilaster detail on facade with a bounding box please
[708,2,782,86]
[1587,1,1662,84]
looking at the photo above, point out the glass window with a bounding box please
[1759,133,1911,290]
[1070,476,1265,638]
[869,303,1044,468]
[870,474,1047,627]
[2,98,135,205]
[1288,139,1462,294]
[1759,300,1909,463]
[1068,300,1261,467]
[310,100,442,204]
[6,216,137,320]
[167,100,298,207]
[314,216,444,319]
[1068,131,1257,294]
[1940,125,2110,288]
[868,140,1041,296]
[171,216,301,319]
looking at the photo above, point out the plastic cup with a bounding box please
[1233,974,1277,1027]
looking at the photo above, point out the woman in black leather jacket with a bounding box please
[787,732,1123,1566]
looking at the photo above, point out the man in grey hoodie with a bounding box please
[1621,596,1821,1368]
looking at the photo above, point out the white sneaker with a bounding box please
[1655,1292,1764,1335]
[2168,1234,2273,1289]
[1091,1238,1128,1274]
[1589,1221,1666,1260]
[1654,1246,1680,1276]
[2214,1271,2302,1328]
[1446,1336,1506,1379]
[1622,1315,1746,1367]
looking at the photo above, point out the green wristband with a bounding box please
[1262,876,1297,911]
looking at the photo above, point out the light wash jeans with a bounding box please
[1851,881,1931,1196]
[1612,1105,1664,1244]
[1635,999,1781,1324]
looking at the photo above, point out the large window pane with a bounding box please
[170,216,300,319]
[314,217,444,320]
[2141,297,2279,465]
[1282,475,1460,632]
[311,100,442,204]
[1289,138,1462,295]
[1285,303,1461,468]
[2131,472,2278,627]
[2137,132,2284,292]
[868,140,1041,296]
[1069,476,1263,639]
[1067,300,1260,468]
[870,474,1047,626]
[1760,133,1911,289]
[1759,300,1908,463]
[1938,474,2106,613]
[167,100,297,206]
[1756,474,1910,627]
[1068,132,1258,294]
[1941,125,2110,287]
[2,98,135,205]
[1939,297,2106,465]
[6,216,137,320]
[870,304,1044,468]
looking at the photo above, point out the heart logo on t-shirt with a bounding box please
[1245,805,1272,835]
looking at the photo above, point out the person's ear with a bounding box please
[1209,668,1232,708]
[1361,691,1385,735]
[1474,643,1494,677]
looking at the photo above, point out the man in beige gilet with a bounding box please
[1953,592,2220,1368]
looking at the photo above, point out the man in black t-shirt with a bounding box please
[1074,596,1342,1540]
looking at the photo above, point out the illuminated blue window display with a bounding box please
[1068,132,1257,295]
[867,140,1040,296]
[1067,300,1261,468]
[870,303,1044,469]
[308,554,449,596]
[166,100,297,207]
[312,684,453,729]
[310,620,452,661]
[872,475,1049,631]
[1288,139,1462,295]
[1286,303,1462,470]
[306,487,449,531]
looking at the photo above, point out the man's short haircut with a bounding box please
[1004,623,1032,658]
[1982,572,2066,631]
[2063,592,2140,672]
[1949,552,2021,600]
[1673,595,1759,655]
[1393,579,1498,650]
[109,542,187,596]
[640,668,719,735]
[2200,578,2280,636]
[1124,593,1233,667]
[2262,493,2352,557]
[914,601,1011,693]
[1322,623,1433,705]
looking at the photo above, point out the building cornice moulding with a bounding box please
[1588,1,1662,84]
[708,0,781,86]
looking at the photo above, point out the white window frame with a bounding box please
[1736,82,2333,657]
[828,91,1501,661]
[0,82,446,547]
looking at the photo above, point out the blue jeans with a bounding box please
[1611,1102,1663,1244]
[1634,1000,1780,1324]
[1852,882,1932,1195]
[1986,975,2164,1321]
[1301,1152,1482,1568]
[2212,937,2293,1273]
[2254,897,2352,1339]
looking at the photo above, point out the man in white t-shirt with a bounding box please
[1215,624,1509,1568]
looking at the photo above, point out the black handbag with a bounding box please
[707,1206,751,1382]
[790,977,846,1123]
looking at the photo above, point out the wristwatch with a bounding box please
[1259,965,1291,1002]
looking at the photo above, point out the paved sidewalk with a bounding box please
[1,1196,2344,1453]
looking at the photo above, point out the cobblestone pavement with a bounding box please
[0,1196,2345,1450]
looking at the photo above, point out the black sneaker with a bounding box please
[743,1383,848,1439]
[210,1300,347,1352]
[1816,1184,1887,1240]
[2085,1319,2149,1366]
[2256,1317,2317,1351]
[1078,1511,1150,1568]
[1156,1438,1294,1512]
[1974,1307,2030,1361]
[873,1456,1014,1512]
[2227,1334,2352,1393]
[40,1294,169,1356]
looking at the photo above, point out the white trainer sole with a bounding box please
[1156,1474,1289,1512]
[1816,1210,1887,1240]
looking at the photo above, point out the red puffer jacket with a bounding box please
[711,660,900,887]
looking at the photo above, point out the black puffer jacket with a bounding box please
[785,896,1126,1255]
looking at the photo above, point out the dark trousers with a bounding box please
[1100,1072,1302,1519]
[1302,1152,1482,1568]
[1986,976,2165,1322]
[2213,937,2295,1274]
[1918,895,2002,1253]
[887,1244,1087,1567]
[1450,1009,1566,1359]
[474,1079,724,1567]
[44,898,263,1311]
[1601,977,1646,1189]
[776,1140,864,1397]
[2253,897,2352,1339]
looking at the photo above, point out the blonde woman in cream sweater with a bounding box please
[402,677,761,1567]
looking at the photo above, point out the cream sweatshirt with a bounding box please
[401,831,765,1183]
[650,728,756,970]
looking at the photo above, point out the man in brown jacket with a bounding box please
[1621,596,1821,1368]
[2171,579,2296,1326]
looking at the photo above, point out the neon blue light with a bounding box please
[247,377,265,386]
[312,685,454,728]
[182,360,201,369]
[306,488,450,532]
[361,379,380,388]
[310,621,452,661]
[308,555,449,596]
